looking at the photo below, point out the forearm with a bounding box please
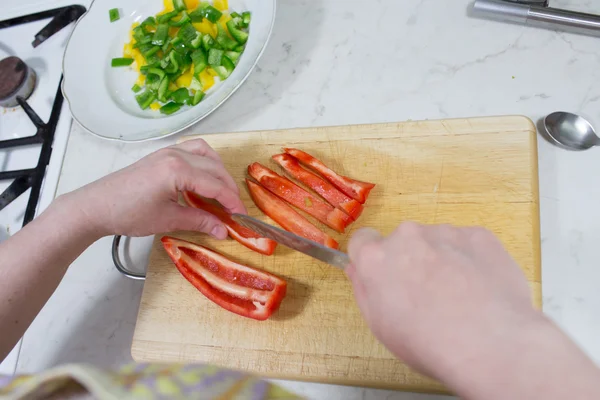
[0,193,101,360]
[438,313,600,400]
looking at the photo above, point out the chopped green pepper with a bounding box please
[190,77,202,90]
[160,102,182,115]
[169,11,190,27]
[226,20,248,44]
[111,57,134,67]
[145,54,161,66]
[190,32,203,48]
[158,76,170,103]
[170,88,191,104]
[161,37,172,53]
[241,11,251,27]
[142,45,161,59]
[157,10,179,23]
[132,26,147,42]
[147,67,166,80]
[133,36,153,48]
[234,44,245,52]
[230,12,241,19]
[201,5,222,23]
[224,51,241,64]
[152,24,169,46]
[208,48,224,67]
[177,23,199,44]
[132,84,142,93]
[171,36,183,46]
[141,16,156,28]
[201,34,217,51]
[213,55,235,79]
[188,8,204,22]
[192,90,205,105]
[216,23,238,50]
[145,74,161,90]
[109,8,120,22]
[191,48,208,74]
[231,17,242,28]
[173,0,187,11]
[136,91,156,109]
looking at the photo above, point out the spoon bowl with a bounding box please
[543,112,600,151]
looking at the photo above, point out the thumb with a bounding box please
[169,205,228,239]
[346,227,383,284]
[348,227,383,267]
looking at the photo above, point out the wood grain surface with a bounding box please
[131,116,541,393]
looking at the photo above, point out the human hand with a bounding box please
[346,223,537,381]
[63,139,246,238]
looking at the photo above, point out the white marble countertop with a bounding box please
[10,0,600,398]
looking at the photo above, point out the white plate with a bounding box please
[62,0,275,142]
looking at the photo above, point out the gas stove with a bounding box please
[0,1,88,375]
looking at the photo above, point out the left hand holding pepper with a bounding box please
[64,139,246,239]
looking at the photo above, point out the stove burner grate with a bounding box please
[0,5,85,227]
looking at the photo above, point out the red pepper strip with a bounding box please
[183,191,277,256]
[248,163,352,233]
[162,236,287,320]
[272,154,364,221]
[283,148,376,204]
[246,179,339,249]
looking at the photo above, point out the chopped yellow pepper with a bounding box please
[199,69,215,91]
[213,0,228,11]
[186,0,199,10]
[135,74,146,86]
[169,82,179,92]
[207,67,218,77]
[160,0,175,14]
[176,65,195,88]
[123,43,133,58]
[193,20,217,38]
[131,48,146,72]
[150,102,162,110]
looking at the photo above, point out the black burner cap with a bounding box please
[0,56,27,100]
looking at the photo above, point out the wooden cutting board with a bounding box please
[131,116,541,393]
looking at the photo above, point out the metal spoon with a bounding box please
[543,112,600,151]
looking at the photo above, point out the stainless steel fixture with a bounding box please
[473,0,600,37]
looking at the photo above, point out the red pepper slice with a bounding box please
[183,191,277,256]
[246,179,339,249]
[248,163,352,233]
[272,154,364,220]
[162,236,287,320]
[283,148,376,204]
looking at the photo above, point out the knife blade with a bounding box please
[231,214,351,269]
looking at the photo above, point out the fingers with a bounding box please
[175,139,223,164]
[168,205,229,239]
[348,227,383,266]
[177,151,241,196]
[178,169,246,215]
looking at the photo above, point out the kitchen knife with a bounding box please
[232,214,351,269]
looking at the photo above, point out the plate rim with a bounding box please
[61,0,277,143]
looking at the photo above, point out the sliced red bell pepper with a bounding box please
[283,148,376,204]
[247,163,352,233]
[246,179,339,249]
[162,236,287,321]
[183,191,277,256]
[272,154,364,220]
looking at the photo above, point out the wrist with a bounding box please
[48,192,108,242]
[439,311,600,399]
